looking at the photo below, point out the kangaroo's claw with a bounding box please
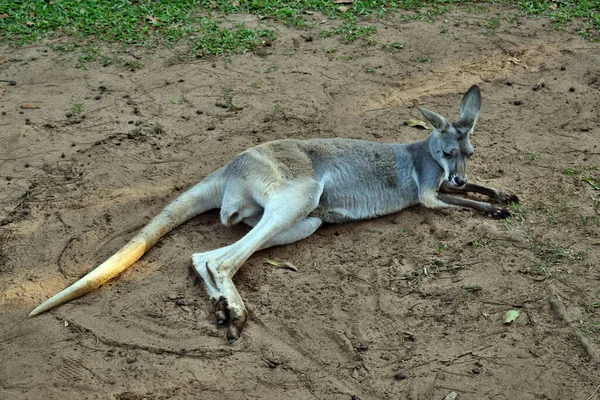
[495,192,520,205]
[215,297,229,325]
[227,312,247,344]
[213,296,247,343]
[487,207,511,219]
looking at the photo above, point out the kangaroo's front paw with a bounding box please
[495,192,520,205]
[487,207,511,219]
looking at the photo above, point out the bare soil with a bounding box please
[1,6,599,400]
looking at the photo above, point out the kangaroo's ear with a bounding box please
[459,85,481,126]
[417,106,448,132]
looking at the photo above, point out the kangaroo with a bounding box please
[29,85,518,343]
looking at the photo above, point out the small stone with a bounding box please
[207,125,216,131]
[95,95,102,100]
[569,87,575,92]
[66,112,73,118]
[560,66,566,71]
[513,100,522,106]
[355,343,369,352]
[471,368,482,374]
[394,372,407,380]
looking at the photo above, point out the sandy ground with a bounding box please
[1,5,599,400]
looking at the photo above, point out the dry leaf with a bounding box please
[443,392,458,400]
[146,15,158,24]
[334,0,353,3]
[0,14,9,19]
[265,259,298,272]
[25,21,34,27]
[337,6,349,12]
[282,261,298,272]
[20,104,40,109]
[0,88,5,98]
[406,119,428,129]
[0,59,4,64]
[80,7,86,14]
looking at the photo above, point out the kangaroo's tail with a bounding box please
[29,169,225,318]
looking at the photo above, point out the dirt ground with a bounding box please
[1,5,599,400]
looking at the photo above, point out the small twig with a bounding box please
[588,384,600,400]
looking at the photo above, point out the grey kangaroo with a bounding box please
[29,85,518,342]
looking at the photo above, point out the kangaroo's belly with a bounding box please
[311,171,419,223]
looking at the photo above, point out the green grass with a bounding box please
[517,0,600,40]
[0,0,598,64]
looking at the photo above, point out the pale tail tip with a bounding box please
[28,303,48,318]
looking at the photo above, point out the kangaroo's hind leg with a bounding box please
[192,179,323,342]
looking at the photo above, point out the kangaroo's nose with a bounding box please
[454,176,467,186]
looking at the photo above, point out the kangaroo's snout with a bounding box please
[451,175,467,187]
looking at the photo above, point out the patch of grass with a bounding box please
[382,41,405,53]
[71,103,84,115]
[0,0,598,66]
[410,55,432,63]
[517,0,600,41]
[433,242,447,254]
[488,17,500,29]
[528,243,588,277]
[321,24,376,44]
[507,202,528,223]
[526,150,539,162]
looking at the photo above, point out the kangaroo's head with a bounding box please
[418,85,481,188]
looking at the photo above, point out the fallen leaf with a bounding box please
[80,7,86,14]
[265,259,281,267]
[265,259,298,272]
[334,0,353,3]
[25,21,34,27]
[337,6,349,12]
[406,119,428,129]
[146,15,158,24]
[443,391,458,400]
[503,309,519,324]
[0,14,8,19]
[64,320,69,327]
[282,261,298,272]
[20,104,40,109]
